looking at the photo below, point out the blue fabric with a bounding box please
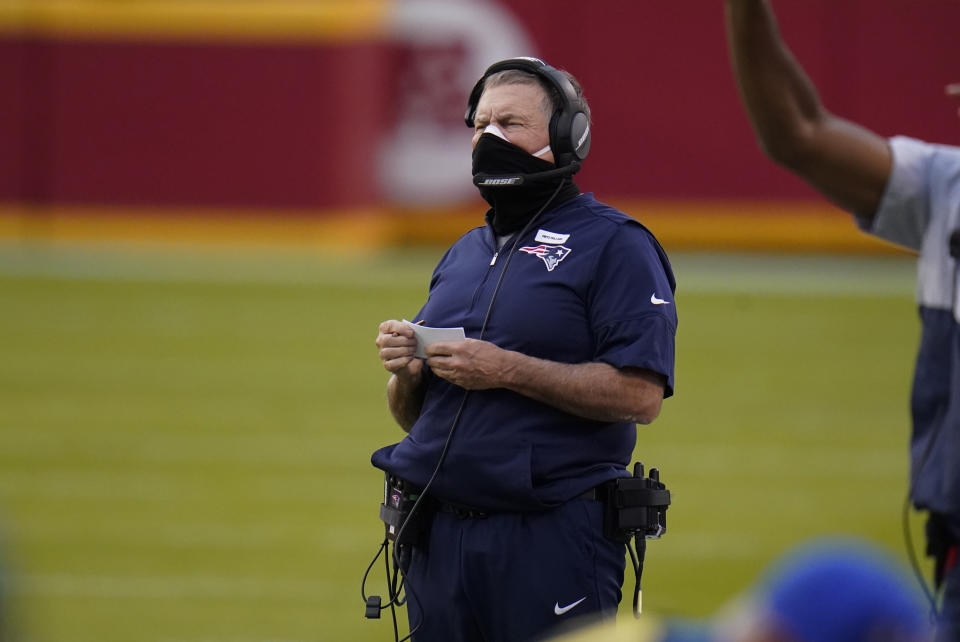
[652,539,929,642]
[404,499,624,642]
[910,307,960,523]
[758,539,928,642]
[372,193,677,511]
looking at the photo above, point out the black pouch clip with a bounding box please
[378,474,433,549]
[601,462,671,543]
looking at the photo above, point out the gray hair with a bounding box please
[482,68,591,123]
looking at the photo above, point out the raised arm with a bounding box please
[725,0,893,221]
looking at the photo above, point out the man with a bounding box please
[725,1,960,638]
[372,57,678,641]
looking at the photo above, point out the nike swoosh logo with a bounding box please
[650,293,671,305]
[554,596,587,615]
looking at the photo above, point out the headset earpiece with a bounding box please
[465,57,591,168]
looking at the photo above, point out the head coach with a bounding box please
[371,57,678,642]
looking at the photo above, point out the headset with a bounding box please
[465,57,592,174]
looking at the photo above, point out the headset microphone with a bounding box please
[473,161,582,187]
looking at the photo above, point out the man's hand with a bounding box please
[382,325,667,425]
[377,320,423,381]
[377,319,426,431]
[425,338,512,390]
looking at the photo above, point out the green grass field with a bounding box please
[0,242,927,641]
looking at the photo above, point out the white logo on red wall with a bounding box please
[378,0,537,205]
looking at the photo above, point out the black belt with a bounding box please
[437,503,490,519]
[437,487,602,520]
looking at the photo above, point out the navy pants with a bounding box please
[404,498,625,642]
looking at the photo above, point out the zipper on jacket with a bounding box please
[470,243,503,313]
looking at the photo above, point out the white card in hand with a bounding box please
[403,320,466,358]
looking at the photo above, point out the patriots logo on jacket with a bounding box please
[519,244,572,271]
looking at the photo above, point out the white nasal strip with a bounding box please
[534,229,570,244]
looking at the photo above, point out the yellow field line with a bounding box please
[609,199,903,254]
[0,204,397,250]
[0,0,388,42]
[390,199,903,254]
[0,201,905,254]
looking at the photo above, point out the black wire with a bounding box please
[387,391,469,642]
[474,177,571,341]
[902,409,947,621]
[360,536,409,615]
[636,535,647,616]
[359,537,411,615]
[626,539,638,600]
[361,539,388,603]
[626,534,646,618]
[902,494,938,617]
[359,537,409,642]
[386,541,401,641]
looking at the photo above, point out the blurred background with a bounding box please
[0,0,957,640]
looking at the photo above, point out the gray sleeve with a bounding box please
[862,136,934,252]
[863,136,960,312]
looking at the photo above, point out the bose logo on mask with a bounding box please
[477,177,524,186]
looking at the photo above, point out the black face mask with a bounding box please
[471,133,579,235]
